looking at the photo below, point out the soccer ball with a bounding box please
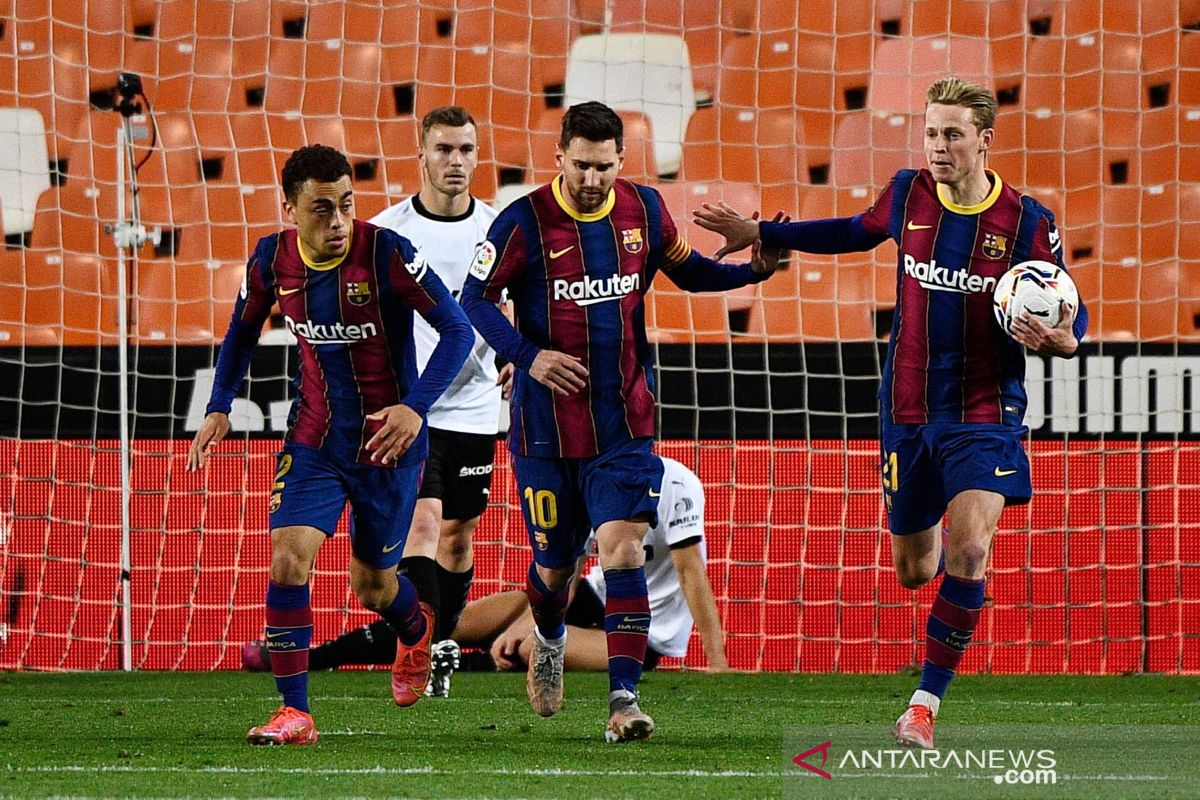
[992,260,1079,335]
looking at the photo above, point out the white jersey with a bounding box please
[584,457,706,657]
[370,196,501,434]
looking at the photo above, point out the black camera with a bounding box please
[116,72,143,116]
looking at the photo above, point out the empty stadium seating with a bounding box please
[0,0,1190,345]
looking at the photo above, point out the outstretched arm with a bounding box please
[694,203,889,257]
[670,543,732,672]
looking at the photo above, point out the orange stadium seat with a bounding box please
[136,259,244,343]
[304,1,384,44]
[716,32,797,111]
[681,107,806,210]
[643,275,738,344]
[300,42,385,121]
[797,183,893,311]
[1022,34,1102,113]
[790,0,874,35]
[643,181,761,342]
[1134,184,1178,272]
[0,251,59,345]
[794,31,871,173]
[16,249,118,346]
[830,111,921,189]
[1179,34,1200,108]
[747,258,877,342]
[1103,0,1177,33]
[1182,184,1200,267]
[655,181,761,264]
[452,43,542,134]
[1023,108,1102,189]
[869,35,992,115]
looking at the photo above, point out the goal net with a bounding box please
[0,0,1197,673]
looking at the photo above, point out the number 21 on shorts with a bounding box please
[882,451,899,512]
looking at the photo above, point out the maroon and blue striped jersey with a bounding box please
[206,219,472,467]
[760,169,1089,426]
[461,176,769,458]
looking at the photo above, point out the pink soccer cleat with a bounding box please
[246,706,318,746]
[893,704,936,749]
[391,603,435,707]
[240,641,271,672]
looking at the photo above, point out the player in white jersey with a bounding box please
[242,457,732,675]
[453,456,731,673]
[367,106,501,695]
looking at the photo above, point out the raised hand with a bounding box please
[692,201,761,260]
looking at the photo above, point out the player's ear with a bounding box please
[978,127,994,154]
[282,196,297,226]
[554,142,564,170]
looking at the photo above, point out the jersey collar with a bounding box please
[297,223,353,271]
[552,174,616,222]
[936,169,1003,215]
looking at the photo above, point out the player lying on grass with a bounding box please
[242,457,733,685]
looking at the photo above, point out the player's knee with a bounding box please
[947,541,990,576]
[441,523,476,559]
[894,556,936,590]
[348,571,392,611]
[269,549,312,585]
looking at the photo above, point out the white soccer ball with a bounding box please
[992,260,1079,336]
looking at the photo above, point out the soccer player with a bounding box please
[693,77,1089,749]
[187,144,473,745]
[459,101,781,742]
[472,456,731,675]
[241,456,732,676]
[367,106,502,697]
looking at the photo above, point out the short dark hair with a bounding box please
[280,144,352,202]
[421,105,476,144]
[559,101,623,152]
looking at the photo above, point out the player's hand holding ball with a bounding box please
[993,260,1080,357]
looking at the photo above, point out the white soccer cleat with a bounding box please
[424,639,461,698]
[525,630,565,717]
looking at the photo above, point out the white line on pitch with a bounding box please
[6,765,777,778]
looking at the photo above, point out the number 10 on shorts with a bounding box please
[523,487,558,529]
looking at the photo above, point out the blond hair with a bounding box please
[926,77,997,132]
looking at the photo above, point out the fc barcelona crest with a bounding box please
[621,227,644,254]
[269,492,282,513]
[982,232,1008,260]
[345,281,371,306]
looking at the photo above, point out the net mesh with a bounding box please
[0,0,1197,672]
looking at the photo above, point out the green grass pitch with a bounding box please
[0,671,1196,799]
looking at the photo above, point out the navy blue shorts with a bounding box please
[511,438,664,569]
[269,444,422,569]
[880,422,1032,536]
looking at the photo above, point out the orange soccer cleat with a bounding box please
[391,603,435,706]
[893,704,936,749]
[245,706,318,746]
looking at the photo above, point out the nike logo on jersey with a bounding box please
[994,467,1018,477]
[549,246,575,259]
[278,286,303,296]
[906,220,933,231]
[381,540,403,554]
